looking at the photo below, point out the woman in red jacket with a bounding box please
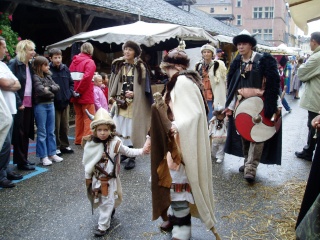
[69,42,96,145]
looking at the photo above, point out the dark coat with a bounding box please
[32,73,60,105]
[224,52,282,165]
[49,63,74,110]
[7,58,35,141]
[296,136,320,228]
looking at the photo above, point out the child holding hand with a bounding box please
[82,108,149,237]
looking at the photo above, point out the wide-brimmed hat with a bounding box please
[122,40,142,57]
[233,29,257,47]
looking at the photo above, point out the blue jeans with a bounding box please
[207,100,213,122]
[282,97,291,111]
[34,103,57,158]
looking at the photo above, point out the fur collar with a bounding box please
[111,57,146,84]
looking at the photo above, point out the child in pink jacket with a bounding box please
[93,75,108,111]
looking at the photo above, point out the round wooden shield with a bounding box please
[234,96,281,143]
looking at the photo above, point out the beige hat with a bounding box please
[89,108,115,130]
[200,44,216,55]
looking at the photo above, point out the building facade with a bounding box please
[195,0,298,47]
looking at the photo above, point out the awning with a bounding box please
[46,21,216,50]
[288,0,320,35]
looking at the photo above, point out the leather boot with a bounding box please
[160,220,173,232]
[124,157,135,170]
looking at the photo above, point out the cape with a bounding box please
[150,71,216,230]
[82,135,123,208]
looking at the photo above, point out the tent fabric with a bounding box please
[288,0,320,35]
[47,21,216,50]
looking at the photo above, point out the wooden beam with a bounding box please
[75,13,82,33]
[82,15,94,32]
[5,2,18,14]
[58,8,76,35]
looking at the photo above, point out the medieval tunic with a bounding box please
[225,52,282,166]
[150,71,216,231]
[109,57,152,148]
[82,135,142,231]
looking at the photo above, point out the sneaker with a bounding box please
[41,157,53,166]
[56,149,62,156]
[49,155,63,162]
[216,158,223,163]
[60,147,74,154]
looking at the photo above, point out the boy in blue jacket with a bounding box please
[49,48,74,156]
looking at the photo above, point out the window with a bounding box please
[264,7,274,18]
[264,29,273,40]
[237,15,242,26]
[253,6,274,19]
[253,7,263,19]
[253,29,262,40]
[210,7,214,13]
[237,0,242,7]
[253,29,273,41]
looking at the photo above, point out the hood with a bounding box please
[71,53,91,66]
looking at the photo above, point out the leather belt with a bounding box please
[170,183,191,193]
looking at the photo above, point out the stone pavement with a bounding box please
[0,91,313,240]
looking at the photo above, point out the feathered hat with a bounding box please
[159,48,190,70]
[86,108,116,130]
[200,44,216,55]
[122,40,142,57]
[233,29,257,47]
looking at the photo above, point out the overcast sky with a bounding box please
[298,20,320,36]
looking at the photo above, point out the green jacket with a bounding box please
[298,45,320,113]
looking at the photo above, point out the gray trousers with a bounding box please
[241,138,264,177]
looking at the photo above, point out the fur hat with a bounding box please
[233,29,257,47]
[160,48,190,70]
[200,44,216,55]
[89,108,115,130]
[122,40,142,57]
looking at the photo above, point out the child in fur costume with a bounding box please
[82,108,149,237]
[209,105,227,163]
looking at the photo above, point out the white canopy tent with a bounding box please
[288,0,320,35]
[46,21,217,51]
